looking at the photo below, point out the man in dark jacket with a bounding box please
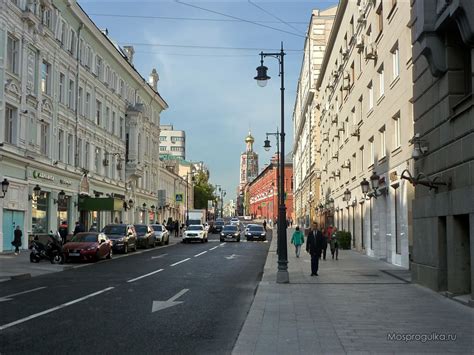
[73,221,84,236]
[58,221,69,244]
[306,222,324,276]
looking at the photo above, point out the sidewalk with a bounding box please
[233,228,474,354]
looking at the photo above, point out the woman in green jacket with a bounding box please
[291,226,305,258]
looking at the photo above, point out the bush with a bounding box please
[337,231,351,250]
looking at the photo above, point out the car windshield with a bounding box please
[134,225,147,235]
[71,234,98,243]
[249,225,264,232]
[215,221,224,226]
[223,226,237,232]
[102,225,125,234]
[187,225,203,231]
[151,225,163,232]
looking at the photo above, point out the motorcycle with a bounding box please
[29,231,64,264]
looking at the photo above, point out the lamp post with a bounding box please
[255,42,288,284]
[0,178,10,198]
[263,129,280,221]
[185,172,195,226]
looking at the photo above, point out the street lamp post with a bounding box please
[255,42,288,284]
[185,172,195,226]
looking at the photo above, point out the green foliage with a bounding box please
[193,171,215,209]
[336,231,352,250]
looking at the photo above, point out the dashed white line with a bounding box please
[151,253,168,259]
[0,287,47,302]
[127,269,164,283]
[194,251,207,257]
[209,246,219,251]
[170,258,190,267]
[0,287,114,331]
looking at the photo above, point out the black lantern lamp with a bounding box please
[128,199,134,208]
[263,138,271,151]
[254,57,270,87]
[54,190,66,204]
[370,171,380,190]
[343,188,351,204]
[150,205,156,211]
[328,198,335,210]
[142,202,147,210]
[29,184,42,201]
[360,178,370,196]
[1,178,9,198]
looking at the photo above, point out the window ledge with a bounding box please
[391,146,402,157]
[367,108,374,117]
[377,94,385,105]
[378,156,387,164]
[390,75,400,89]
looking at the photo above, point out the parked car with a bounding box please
[220,225,240,242]
[244,224,267,241]
[183,224,208,243]
[213,220,225,233]
[150,224,169,246]
[101,224,137,254]
[134,224,155,249]
[63,232,112,262]
[243,215,252,221]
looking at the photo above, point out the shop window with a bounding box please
[32,192,50,234]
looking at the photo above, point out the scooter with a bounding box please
[29,232,64,264]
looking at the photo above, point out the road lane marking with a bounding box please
[127,269,164,283]
[151,253,168,259]
[194,251,207,257]
[0,287,47,302]
[152,289,189,313]
[0,287,114,331]
[209,246,219,250]
[219,243,226,247]
[170,258,190,267]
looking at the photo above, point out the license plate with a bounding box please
[69,252,80,256]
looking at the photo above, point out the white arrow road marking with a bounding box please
[194,251,207,257]
[152,289,189,313]
[127,269,164,283]
[0,287,47,303]
[151,253,168,259]
[0,287,114,331]
[170,258,190,267]
[225,254,238,260]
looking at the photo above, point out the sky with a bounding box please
[79,0,338,203]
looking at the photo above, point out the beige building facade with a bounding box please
[293,7,336,228]
[316,0,414,268]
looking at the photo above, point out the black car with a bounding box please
[134,224,155,249]
[220,225,240,242]
[245,224,267,241]
[214,220,225,233]
[101,224,137,254]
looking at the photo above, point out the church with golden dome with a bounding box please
[239,131,259,193]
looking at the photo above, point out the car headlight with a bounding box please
[246,233,251,236]
[234,232,240,237]
[261,233,266,236]
[220,233,225,236]
[86,246,97,251]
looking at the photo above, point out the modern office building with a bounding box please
[159,124,186,161]
[293,6,336,229]
[0,0,168,250]
[316,0,414,268]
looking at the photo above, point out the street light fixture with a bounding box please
[263,129,280,222]
[53,190,66,204]
[343,188,351,204]
[1,178,10,198]
[255,42,288,284]
[28,184,42,201]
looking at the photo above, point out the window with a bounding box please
[7,35,20,75]
[96,100,102,126]
[59,73,65,104]
[28,114,37,145]
[378,65,384,98]
[60,21,67,46]
[85,142,90,170]
[392,44,400,80]
[376,3,383,37]
[41,7,52,28]
[369,137,375,166]
[41,60,51,95]
[368,81,373,111]
[69,29,76,55]
[379,127,386,158]
[58,129,64,162]
[86,46,92,68]
[112,112,116,135]
[120,117,124,139]
[77,138,83,167]
[105,107,110,132]
[40,122,49,155]
[95,56,102,78]
[119,80,124,97]
[393,113,401,148]
[78,87,83,116]
[95,147,101,173]
[85,92,91,118]
[67,134,73,165]
[160,136,167,141]
[359,146,364,172]
[358,96,363,123]
[160,146,167,152]
[68,80,74,109]
[5,105,17,144]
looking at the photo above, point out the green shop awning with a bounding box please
[78,197,123,211]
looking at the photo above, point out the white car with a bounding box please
[183,224,208,243]
[150,224,169,246]
[230,218,240,226]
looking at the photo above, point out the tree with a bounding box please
[193,171,215,209]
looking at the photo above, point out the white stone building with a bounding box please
[293,7,336,228]
[0,0,170,250]
[159,124,185,161]
[316,0,414,268]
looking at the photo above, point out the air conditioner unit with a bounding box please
[331,114,338,124]
[365,42,377,60]
[356,35,365,50]
[332,151,339,160]
[331,70,339,77]
[334,169,341,178]
[357,2,367,24]
[103,158,109,167]
[342,160,351,169]
[342,47,350,59]
[343,72,351,90]
[338,124,345,133]
[351,127,360,138]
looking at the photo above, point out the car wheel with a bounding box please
[124,243,129,254]
[220,238,224,242]
[95,250,100,261]
[106,248,112,259]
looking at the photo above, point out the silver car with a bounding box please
[150,224,169,246]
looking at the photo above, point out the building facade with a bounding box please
[0,0,168,250]
[159,124,186,161]
[410,0,474,302]
[293,6,336,229]
[316,0,414,268]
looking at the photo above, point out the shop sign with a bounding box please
[60,178,72,186]
[32,170,55,181]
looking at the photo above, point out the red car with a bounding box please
[63,232,113,262]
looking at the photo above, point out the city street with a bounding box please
[0,233,271,354]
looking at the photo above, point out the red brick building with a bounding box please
[248,162,293,222]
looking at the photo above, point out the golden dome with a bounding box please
[245,132,254,143]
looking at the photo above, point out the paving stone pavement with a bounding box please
[233,228,474,354]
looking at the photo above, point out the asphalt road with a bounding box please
[0,230,271,355]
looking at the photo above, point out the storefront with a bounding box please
[78,196,124,230]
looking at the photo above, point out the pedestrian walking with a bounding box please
[174,220,179,237]
[58,221,69,244]
[73,221,84,236]
[306,222,324,276]
[290,226,304,258]
[263,220,267,231]
[12,226,22,255]
[321,225,328,260]
[330,227,339,260]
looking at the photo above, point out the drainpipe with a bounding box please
[74,22,84,169]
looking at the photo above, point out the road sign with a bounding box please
[175,193,184,203]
